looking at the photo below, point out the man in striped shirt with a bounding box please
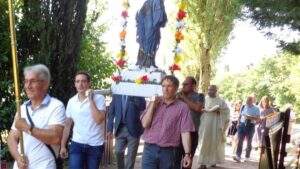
[140,75,195,169]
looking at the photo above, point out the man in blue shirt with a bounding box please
[234,96,260,162]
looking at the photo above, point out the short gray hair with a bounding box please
[24,64,51,83]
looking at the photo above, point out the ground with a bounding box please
[101,124,300,169]
[102,140,260,169]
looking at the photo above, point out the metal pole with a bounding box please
[7,0,24,156]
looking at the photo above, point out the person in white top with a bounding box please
[60,71,106,169]
[7,64,66,169]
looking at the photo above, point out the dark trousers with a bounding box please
[236,123,255,158]
[69,141,104,169]
[141,143,181,169]
[115,126,140,169]
[177,131,198,169]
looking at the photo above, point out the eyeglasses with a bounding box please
[182,83,191,86]
[24,79,43,85]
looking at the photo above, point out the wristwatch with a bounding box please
[184,153,192,157]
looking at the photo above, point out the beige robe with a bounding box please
[197,96,230,166]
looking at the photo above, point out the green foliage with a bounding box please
[217,52,300,114]
[183,0,242,92]
[77,1,115,89]
[0,0,111,146]
[0,0,16,142]
[243,0,300,54]
[0,140,13,161]
[243,0,300,31]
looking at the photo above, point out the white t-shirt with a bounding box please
[66,93,106,146]
[12,95,65,169]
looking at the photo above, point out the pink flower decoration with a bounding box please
[121,10,128,18]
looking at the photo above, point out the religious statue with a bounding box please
[135,0,167,68]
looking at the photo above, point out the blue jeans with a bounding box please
[141,143,181,169]
[236,122,255,158]
[69,141,104,169]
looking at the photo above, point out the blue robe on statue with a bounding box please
[135,0,167,68]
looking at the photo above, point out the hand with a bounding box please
[60,146,68,159]
[107,132,114,140]
[15,118,30,132]
[87,89,94,100]
[182,155,192,168]
[150,95,162,108]
[176,91,186,100]
[16,155,28,169]
[215,110,221,115]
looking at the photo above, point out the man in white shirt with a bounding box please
[7,64,66,169]
[60,71,106,169]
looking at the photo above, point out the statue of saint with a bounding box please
[135,0,167,68]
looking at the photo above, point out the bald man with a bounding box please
[197,85,230,169]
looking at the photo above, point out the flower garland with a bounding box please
[112,0,130,82]
[135,75,149,84]
[169,0,187,74]
[116,0,130,69]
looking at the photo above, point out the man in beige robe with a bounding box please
[197,85,230,169]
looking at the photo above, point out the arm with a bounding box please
[181,132,191,154]
[107,96,115,133]
[90,96,106,124]
[179,94,203,113]
[222,101,231,129]
[7,129,28,169]
[31,125,64,145]
[181,132,192,168]
[15,118,63,145]
[60,118,73,158]
[141,101,156,129]
[245,115,260,121]
[141,96,161,128]
[90,97,105,124]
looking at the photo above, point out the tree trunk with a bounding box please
[48,0,88,104]
[199,44,211,94]
[18,0,88,104]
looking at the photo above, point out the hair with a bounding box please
[208,85,218,91]
[23,64,51,83]
[75,71,91,82]
[161,75,179,88]
[259,96,270,109]
[234,100,243,112]
[186,76,197,85]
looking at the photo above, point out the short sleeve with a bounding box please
[11,120,16,130]
[48,103,66,126]
[198,93,205,104]
[180,104,195,132]
[95,95,106,111]
[65,100,72,118]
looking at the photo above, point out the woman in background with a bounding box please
[228,100,242,153]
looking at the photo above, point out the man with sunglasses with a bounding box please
[177,76,205,169]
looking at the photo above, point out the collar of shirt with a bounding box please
[25,94,51,111]
[161,98,178,107]
[75,93,89,104]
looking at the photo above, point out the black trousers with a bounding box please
[178,131,199,169]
